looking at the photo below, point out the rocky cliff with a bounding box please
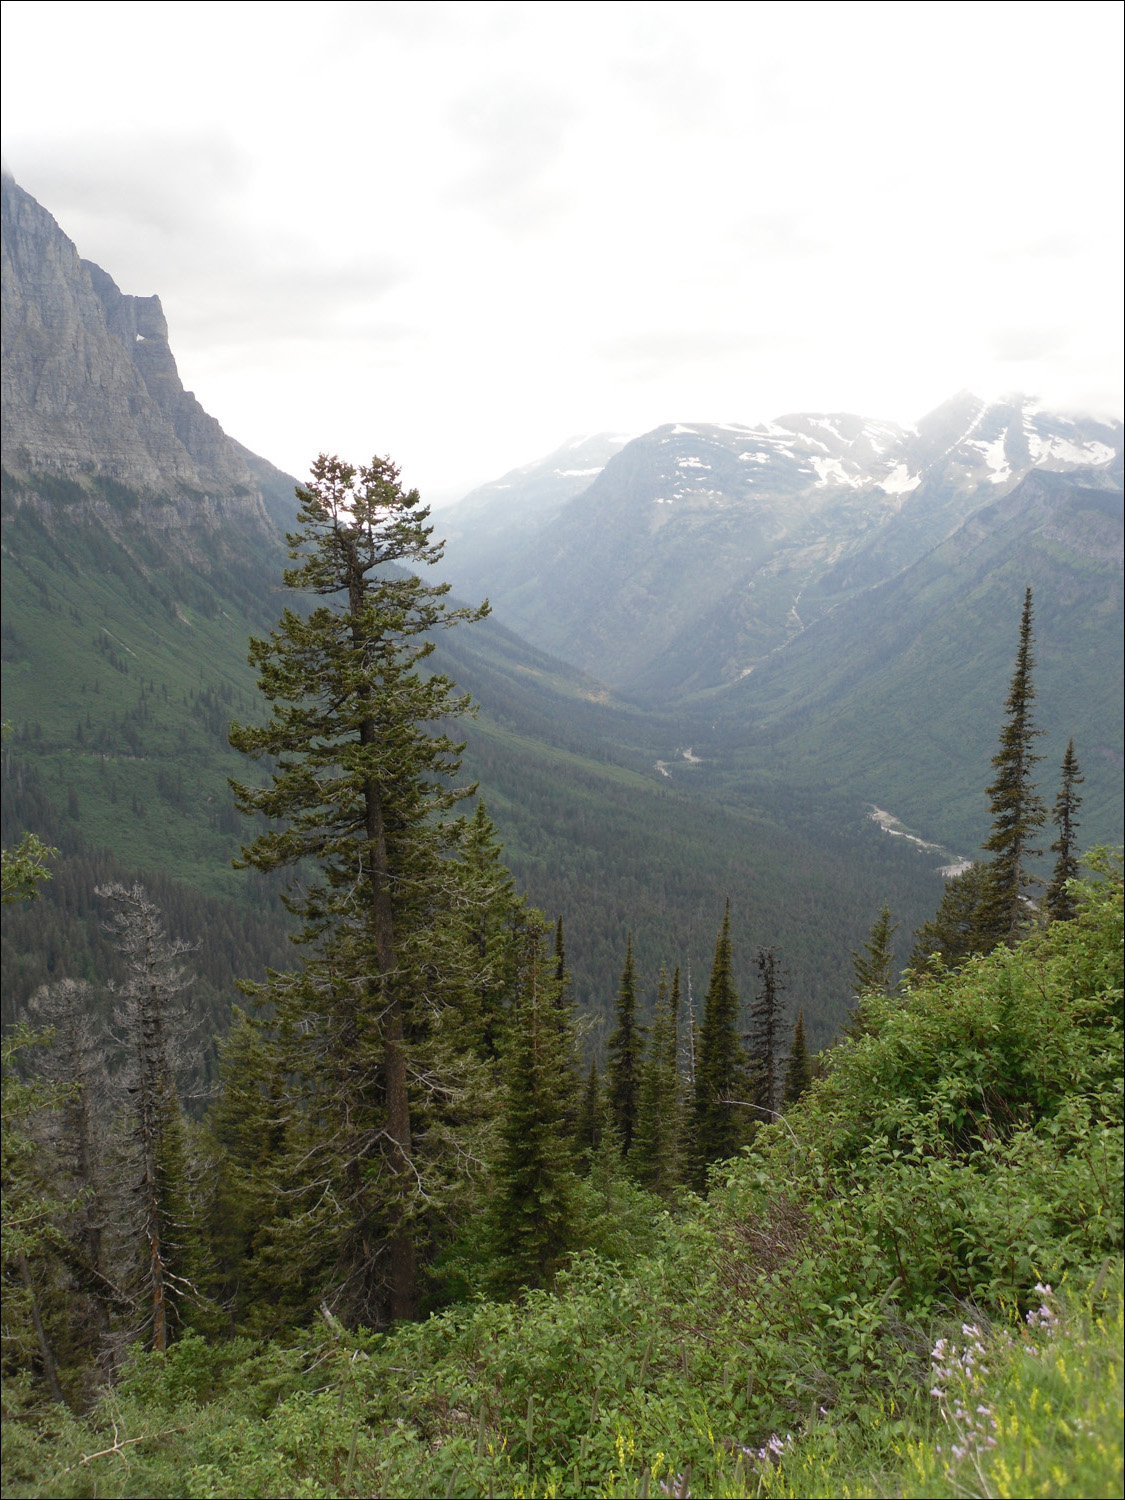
[1,172,289,533]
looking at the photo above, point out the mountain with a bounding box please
[443,394,1121,694]
[3,175,951,1051]
[437,431,631,594]
[1,173,296,550]
[437,396,1124,852]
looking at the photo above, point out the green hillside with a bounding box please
[6,858,1121,1499]
[705,468,1124,854]
[2,480,947,1050]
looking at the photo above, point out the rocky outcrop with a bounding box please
[1,172,281,533]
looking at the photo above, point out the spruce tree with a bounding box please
[783,1010,812,1106]
[1046,738,1084,922]
[690,905,743,1184]
[606,933,643,1157]
[846,903,899,1037]
[454,801,524,1063]
[632,967,682,1196]
[228,453,490,1325]
[852,904,898,994]
[486,918,579,1295]
[550,916,581,1138]
[976,586,1047,947]
[908,863,991,972]
[202,1007,290,1322]
[574,1061,602,1168]
[747,945,786,1118]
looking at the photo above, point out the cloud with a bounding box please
[446,88,574,234]
[992,327,1070,363]
[725,214,825,260]
[8,136,405,345]
[597,328,779,384]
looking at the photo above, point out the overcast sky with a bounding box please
[2,0,1122,501]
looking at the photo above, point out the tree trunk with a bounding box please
[361,733,417,1321]
[18,1251,65,1404]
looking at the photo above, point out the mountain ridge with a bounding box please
[1,172,288,541]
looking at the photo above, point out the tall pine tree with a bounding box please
[606,934,643,1157]
[690,906,743,1185]
[632,967,683,1196]
[782,1010,812,1106]
[976,586,1047,947]
[909,863,991,972]
[1046,738,1084,922]
[747,945,786,1118]
[574,1061,602,1169]
[486,917,579,1295]
[228,453,490,1325]
[846,904,899,1037]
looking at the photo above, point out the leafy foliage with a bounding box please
[4,861,1120,1497]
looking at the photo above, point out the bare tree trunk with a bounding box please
[18,1251,65,1404]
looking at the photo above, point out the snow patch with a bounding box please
[810,456,861,488]
[879,464,921,495]
[973,435,1011,484]
[678,456,711,470]
[554,466,603,477]
[669,424,699,435]
[1043,437,1116,466]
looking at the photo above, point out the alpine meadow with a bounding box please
[2,126,1122,1500]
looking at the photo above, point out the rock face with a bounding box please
[1,172,285,532]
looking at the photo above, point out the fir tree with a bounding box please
[550,916,581,1138]
[574,1061,602,1168]
[606,933,644,1157]
[486,919,579,1295]
[852,904,898,994]
[908,863,991,972]
[846,903,899,1037]
[783,1011,812,1106]
[632,967,682,1196]
[228,453,490,1325]
[454,801,524,1063]
[747,945,786,1119]
[202,1007,290,1322]
[690,905,743,1184]
[976,586,1047,947]
[1046,738,1084,922]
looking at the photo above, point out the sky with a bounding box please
[2,0,1122,503]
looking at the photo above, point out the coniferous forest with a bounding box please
[2,453,1122,1499]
